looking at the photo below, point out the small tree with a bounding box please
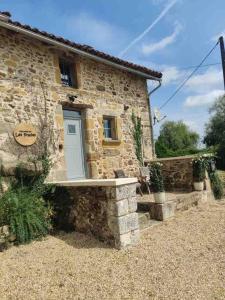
[156,121,200,158]
[204,95,225,169]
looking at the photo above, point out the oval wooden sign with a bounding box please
[14,123,37,146]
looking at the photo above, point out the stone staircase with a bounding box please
[138,212,160,230]
[137,190,214,231]
[137,200,161,231]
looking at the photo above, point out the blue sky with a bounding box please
[1,0,225,142]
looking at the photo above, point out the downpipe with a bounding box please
[147,80,162,159]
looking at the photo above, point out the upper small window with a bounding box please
[103,116,116,140]
[59,58,77,88]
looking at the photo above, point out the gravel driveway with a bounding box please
[1,201,225,300]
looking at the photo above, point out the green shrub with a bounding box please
[209,172,224,200]
[0,187,52,244]
[0,155,53,245]
[193,156,207,182]
[155,139,212,159]
[149,162,165,193]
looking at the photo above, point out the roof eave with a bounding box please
[0,20,162,81]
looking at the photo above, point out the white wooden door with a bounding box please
[63,110,85,179]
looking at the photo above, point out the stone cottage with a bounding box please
[0,11,162,182]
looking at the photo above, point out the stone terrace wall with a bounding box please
[65,182,139,249]
[153,156,194,192]
[0,26,154,181]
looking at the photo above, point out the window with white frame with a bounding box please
[103,116,117,140]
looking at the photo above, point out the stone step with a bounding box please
[138,212,161,231]
[137,202,150,212]
[138,212,151,230]
[137,201,156,220]
[138,212,150,230]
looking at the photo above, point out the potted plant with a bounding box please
[192,156,207,191]
[149,162,166,203]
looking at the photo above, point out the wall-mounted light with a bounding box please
[68,94,78,103]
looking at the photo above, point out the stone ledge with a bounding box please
[47,178,137,187]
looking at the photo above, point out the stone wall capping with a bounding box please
[47,177,137,187]
[149,154,197,162]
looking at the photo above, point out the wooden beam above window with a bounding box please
[61,101,93,110]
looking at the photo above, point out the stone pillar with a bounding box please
[107,183,140,249]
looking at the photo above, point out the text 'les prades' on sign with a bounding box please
[14,123,37,146]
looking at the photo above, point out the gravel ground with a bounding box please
[1,201,225,300]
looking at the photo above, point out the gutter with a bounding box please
[0,20,161,81]
[148,80,162,96]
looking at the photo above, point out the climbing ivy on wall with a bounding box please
[131,111,143,166]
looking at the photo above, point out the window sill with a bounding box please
[61,84,79,90]
[102,139,121,146]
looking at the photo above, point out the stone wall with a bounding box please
[152,156,194,192]
[62,182,139,249]
[0,26,154,180]
[175,190,214,212]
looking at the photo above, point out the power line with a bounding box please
[159,41,220,110]
[179,62,221,70]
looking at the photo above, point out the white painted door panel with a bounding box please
[64,117,85,179]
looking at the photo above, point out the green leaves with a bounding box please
[192,156,208,182]
[0,155,53,245]
[0,187,52,244]
[132,111,143,166]
[156,121,200,158]
[149,162,164,193]
[209,172,224,200]
[204,95,225,169]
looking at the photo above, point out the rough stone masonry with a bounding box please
[64,181,139,249]
[0,16,160,181]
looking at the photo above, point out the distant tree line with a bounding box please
[155,94,225,170]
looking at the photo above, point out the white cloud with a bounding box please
[162,65,186,85]
[65,12,127,53]
[142,22,182,55]
[185,67,223,93]
[118,0,178,57]
[184,89,224,108]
